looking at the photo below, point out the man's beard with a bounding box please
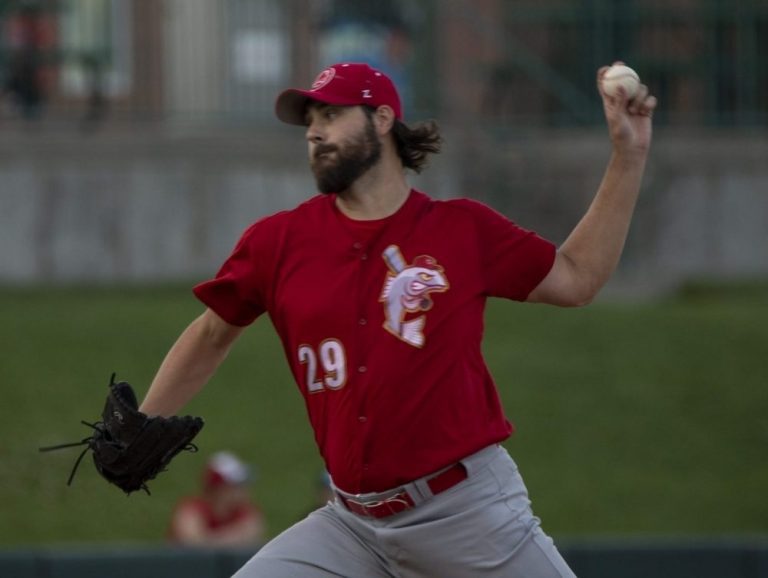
[311,119,382,194]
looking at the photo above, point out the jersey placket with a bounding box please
[351,239,374,481]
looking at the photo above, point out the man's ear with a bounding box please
[373,105,396,135]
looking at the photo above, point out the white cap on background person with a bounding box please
[203,451,252,490]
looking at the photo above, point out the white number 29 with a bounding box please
[297,339,347,393]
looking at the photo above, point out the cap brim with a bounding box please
[275,89,314,126]
[275,88,370,125]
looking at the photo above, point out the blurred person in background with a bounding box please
[303,469,334,518]
[79,53,108,132]
[2,6,46,120]
[3,48,44,119]
[314,469,334,509]
[168,451,266,548]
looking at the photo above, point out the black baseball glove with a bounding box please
[40,374,204,495]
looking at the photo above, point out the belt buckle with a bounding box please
[344,490,414,518]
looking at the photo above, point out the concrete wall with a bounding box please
[464,128,768,297]
[1,127,766,297]
[0,128,312,283]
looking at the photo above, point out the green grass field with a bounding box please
[1,284,766,546]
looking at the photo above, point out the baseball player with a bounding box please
[139,62,656,577]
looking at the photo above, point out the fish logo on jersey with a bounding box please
[379,245,450,348]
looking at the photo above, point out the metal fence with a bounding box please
[483,0,768,127]
[0,0,766,128]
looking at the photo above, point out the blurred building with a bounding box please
[1,0,765,126]
[0,0,766,292]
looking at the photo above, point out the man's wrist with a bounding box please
[610,146,649,166]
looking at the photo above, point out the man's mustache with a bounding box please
[313,144,338,160]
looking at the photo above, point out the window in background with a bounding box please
[58,0,131,98]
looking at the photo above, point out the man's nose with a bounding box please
[306,122,324,143]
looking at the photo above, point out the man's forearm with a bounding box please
[140,310,243,417]
[559,149,649,298]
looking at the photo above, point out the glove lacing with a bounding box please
[39,420,112,486]
[40,421,200,494]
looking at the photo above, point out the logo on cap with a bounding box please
[311,68,336,91]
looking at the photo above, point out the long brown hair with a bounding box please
[364,107,442,173]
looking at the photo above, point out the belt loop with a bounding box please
[409,478,432,502]
[459,443,501,478]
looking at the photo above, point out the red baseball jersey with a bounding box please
[194,190,555,493]
[167,496,262,542]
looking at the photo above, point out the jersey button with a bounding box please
[358,318,367,326]
[361,254,368,261]
[353,242,362,250]
[357,366,367,373]
[358,416,367,423]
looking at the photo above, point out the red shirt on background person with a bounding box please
[168,451,265,547]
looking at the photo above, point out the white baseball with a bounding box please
[601,64,640,99]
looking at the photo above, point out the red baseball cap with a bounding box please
[275,62,402,126]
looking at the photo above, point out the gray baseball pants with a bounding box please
[233,445,576,577]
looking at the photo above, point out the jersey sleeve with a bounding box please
[193,217,278,326]
[466,200,556,300]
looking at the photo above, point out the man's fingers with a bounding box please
[628,84,649,114]
[638,94,658,117]
[596,66,611,96]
